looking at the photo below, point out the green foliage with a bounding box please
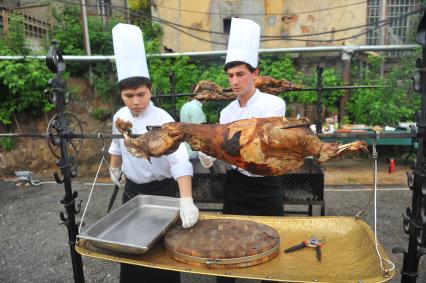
[90,108,112,121]
[296,67,344,112]
[5,14,30,55]
[0,13,53,126]
[319,68,344,114]
[129,0,151,11]
[259,55,305,104]
[198,64,228,87]
[1,6,421,127]
[149,56,201,94]
[347,51,420,125]
[0,137,14,151]
[50,5,161,101]
[50,5,85,56]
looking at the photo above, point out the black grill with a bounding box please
[189,158,325,216]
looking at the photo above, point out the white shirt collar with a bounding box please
[127,101,154,118]
[237,89,259,108]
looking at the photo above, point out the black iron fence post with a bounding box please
[393,9,426,283]
[315,65,324,133]
[168,71,178,121]
[46,41,85,283]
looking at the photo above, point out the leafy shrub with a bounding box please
[1,6,421,127]
[90,108,112,121]
[347,52,420,125]
[0,13,53,126]
[0,137,14,151]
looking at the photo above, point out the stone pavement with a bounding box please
[1,178,425,282]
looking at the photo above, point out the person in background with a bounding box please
[198,18,286,283]
[180,97,206,158]
[109,23,199,283]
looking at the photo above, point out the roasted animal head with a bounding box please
[115,118,133,136]
[317,141,368,162]
[115,118,185,160]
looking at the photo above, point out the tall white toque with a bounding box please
[112,23,150,82]
[225,18,260,68]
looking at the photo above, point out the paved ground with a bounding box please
[1,177,425,283]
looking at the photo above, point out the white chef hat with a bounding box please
[225,18,260,69]
[112,23,150,82]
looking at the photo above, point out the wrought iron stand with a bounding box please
[45,41,85,283]
[392,11,426,283]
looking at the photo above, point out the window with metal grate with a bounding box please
[367,0,424,56]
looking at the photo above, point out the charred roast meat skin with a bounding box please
[193,76,303,101]
[115,118,185,160]
[116,117,368,176]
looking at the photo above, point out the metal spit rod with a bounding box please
[0,132,417,139]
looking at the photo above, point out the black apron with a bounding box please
[219,170,282,283]
[222,169,284,216]
[120,178,180,283]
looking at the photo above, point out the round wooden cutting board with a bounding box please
[164,219,280,268]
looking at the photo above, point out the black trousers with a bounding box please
[222,169,284,216]
[218,170,284,283]
[120,178,180,283]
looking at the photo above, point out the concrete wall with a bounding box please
[151,0,367,53]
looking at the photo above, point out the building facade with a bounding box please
[1,0,424,53]
[151,0,423,53]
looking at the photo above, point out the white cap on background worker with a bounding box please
[112,23,150,81]
[225,17,261,68]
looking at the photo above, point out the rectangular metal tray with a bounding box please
[78,194,180,254]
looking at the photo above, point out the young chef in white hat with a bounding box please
[199,18,286,283]
[109,23,199,283]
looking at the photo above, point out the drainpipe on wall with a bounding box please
[1,7,9,35]
[339,49,353,122]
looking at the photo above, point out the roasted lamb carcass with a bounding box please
[193,80,236,101]
[116,117,368,176]
[254,76,303,95]
[193,76,303,101]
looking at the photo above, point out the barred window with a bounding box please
[367,0,425,46]
[23,14,48,39]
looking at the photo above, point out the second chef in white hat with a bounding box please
[199,19,286,282]
[108,23,198,283]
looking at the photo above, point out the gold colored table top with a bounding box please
[76,213,394,282]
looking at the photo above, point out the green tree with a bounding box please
[0,14,53,126]
[347,52,420,125]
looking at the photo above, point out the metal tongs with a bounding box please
[284,236,325,260]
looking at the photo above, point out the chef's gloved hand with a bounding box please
[109,167,125,187]
[180,197,199,228]
[198,151,216,168]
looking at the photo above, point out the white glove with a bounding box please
[179,197,199,228]
[198,151,216,168]
[109,167,125,187]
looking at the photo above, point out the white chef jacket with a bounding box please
[219,89,286,177]
[109,102,193,184]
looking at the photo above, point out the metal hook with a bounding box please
[53,172,64,183]
[146,125,161,132]
[60,211,68,222]
[75,200,82,214]
[98,133,107,155]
